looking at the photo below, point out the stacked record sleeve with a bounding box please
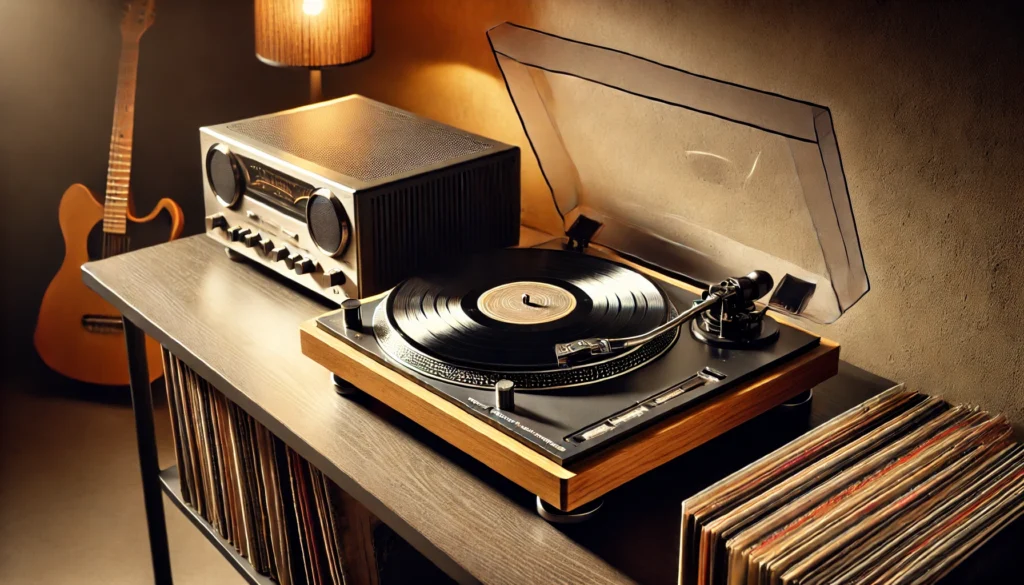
[163,349,377,585]
[680,386,1024,585]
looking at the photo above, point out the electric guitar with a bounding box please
[35,0,183,386]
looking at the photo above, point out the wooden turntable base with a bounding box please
[301,320,838,512]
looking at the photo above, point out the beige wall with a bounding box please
[325,0,1023,425]
[2,0,1018,425]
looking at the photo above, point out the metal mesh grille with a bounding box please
[226,98,494,182]
[307,194,344,254]
[358,153,521,294]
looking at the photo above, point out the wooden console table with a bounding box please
[83,235,1013,585]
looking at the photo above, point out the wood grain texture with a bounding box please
[303,232,839,510]
[335,488,380,585]
[564,341,838,510]
[82,236,631,585]
[82,235,894,585]
[302,321,838,511]
[301,322,574,506]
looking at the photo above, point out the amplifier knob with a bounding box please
[294,257,316,275]
[228,226,251,242]
[305,188,351,257]
[206,214,228,231]
[268,246,289,262]
[206,143,245,208]
[284,253,303,269]
[316,269,346,288]
[243,232,263,248]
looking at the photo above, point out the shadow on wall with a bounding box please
[1,0,1022,431]
[330,0,1024,428]
[321,0,558,234]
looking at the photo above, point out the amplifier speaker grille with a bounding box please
[226,99,494,182]
[359,153,520,294]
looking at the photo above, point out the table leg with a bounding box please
[124,317,174,585]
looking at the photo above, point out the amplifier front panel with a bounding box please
[201,130,359,303]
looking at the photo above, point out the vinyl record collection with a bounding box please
[162,349,367,585]
[680,386,1024,585]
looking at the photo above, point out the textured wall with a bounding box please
[2,1,1021,427]
[336,0,1024,426]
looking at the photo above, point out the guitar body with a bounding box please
[34,183,184,385]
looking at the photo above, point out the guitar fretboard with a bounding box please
[103,40,140,237]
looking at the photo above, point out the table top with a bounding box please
[83,235,898,585]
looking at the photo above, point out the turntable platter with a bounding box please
[373,248,678,389]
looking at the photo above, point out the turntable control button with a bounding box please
[294,258,316,275]
[495,379,515,411]
[342,299,363,331]
[258,239,275,254]
[243,232,263,248]
[206,214,228,231]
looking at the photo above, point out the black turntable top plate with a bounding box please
[318,248,821,465]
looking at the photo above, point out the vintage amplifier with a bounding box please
[201,95,521,302]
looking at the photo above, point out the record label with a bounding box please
[477,281,577,325]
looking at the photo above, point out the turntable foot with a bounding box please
[331,373,360,395]
[225,248,245,262]
[536,496,603,524]
[781,388,814,407]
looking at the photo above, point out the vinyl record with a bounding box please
[384,248,671,371]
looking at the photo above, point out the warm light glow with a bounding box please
[302,0,324,16]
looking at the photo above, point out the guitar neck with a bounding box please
[103,40,140,236]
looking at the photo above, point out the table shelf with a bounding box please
[158,466,277,585]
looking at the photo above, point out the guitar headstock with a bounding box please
[121,0,156,42]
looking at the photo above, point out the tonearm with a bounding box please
[554,270,775,366]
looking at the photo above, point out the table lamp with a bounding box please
[254,0,373,102]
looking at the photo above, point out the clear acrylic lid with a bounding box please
[488,23,868,324]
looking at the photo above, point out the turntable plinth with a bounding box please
[300,320,839,512]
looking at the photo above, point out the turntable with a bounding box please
[300,23,869,520]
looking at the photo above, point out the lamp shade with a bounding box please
[255,0,373,68]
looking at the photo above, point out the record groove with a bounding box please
[375,248,677,389]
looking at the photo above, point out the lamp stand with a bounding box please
[309,69,323,103]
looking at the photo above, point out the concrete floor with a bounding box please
[0,372,246,585]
